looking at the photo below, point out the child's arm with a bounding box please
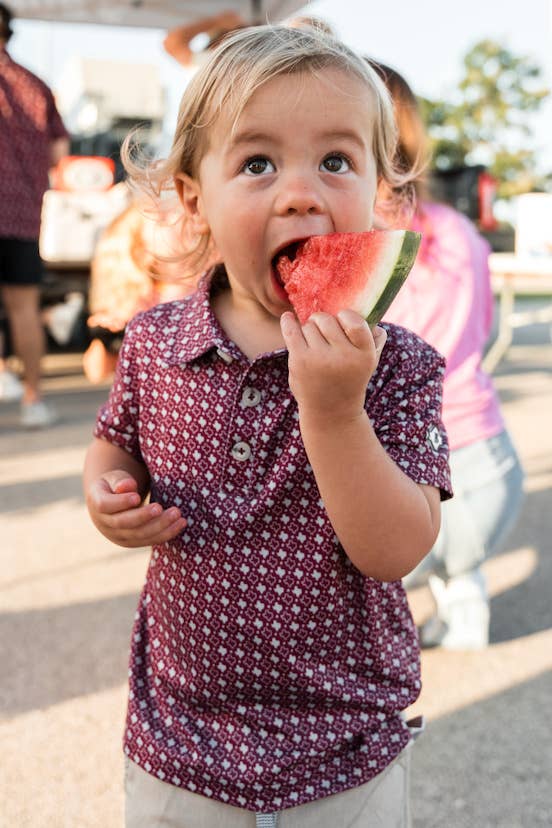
[280,310,441,582]
[84,438,186,548]
[163,10,244,65]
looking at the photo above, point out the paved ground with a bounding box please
[1,319,551,827]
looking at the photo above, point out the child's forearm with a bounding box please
[299,410,441,581]
[83,438,150,500]
[163,12,241,62]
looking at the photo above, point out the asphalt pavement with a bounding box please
[1,319,551,828]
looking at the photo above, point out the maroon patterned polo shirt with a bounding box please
[0,49,69,239]
[94,269,452,812]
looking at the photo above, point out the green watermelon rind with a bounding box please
[363,230,421,325]
[279,229,421,324]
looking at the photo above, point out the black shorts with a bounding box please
[0,237,43,286]
[88,325,124,354]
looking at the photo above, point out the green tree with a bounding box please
[421,40,549,198]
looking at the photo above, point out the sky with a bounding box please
[8,0,552,171]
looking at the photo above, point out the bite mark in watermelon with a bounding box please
[276,230,421,325]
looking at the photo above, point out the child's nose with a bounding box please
[275,174,324,216]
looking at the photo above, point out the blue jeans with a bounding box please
[404,428,525,587]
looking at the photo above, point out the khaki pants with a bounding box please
[125,745,412,828]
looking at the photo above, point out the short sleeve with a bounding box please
[366,324,453,501]
[46,89,69,141]
[93,315,144,463]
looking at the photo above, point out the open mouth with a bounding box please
[271,239,307,287]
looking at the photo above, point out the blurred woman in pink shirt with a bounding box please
[372,61,524,650]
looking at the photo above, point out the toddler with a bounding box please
[84,25,452,828]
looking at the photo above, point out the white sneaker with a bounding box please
[44,292,85,345]
[0,370,24,402]
[419,570,490,650]
[20,400,59,429]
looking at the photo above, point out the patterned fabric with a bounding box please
[0,48,69,239]
[95,268,451,812]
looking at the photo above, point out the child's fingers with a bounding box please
[373,325,387,355]
[144,516,188,546]
[301,314,337,348]
[129,506,185,537]
[306,312,349,345]
[123,511,187,547]
[280,312,307,353]
[101,469,139,495]
[89,478,141,514]
[112,476,139,495]
[103,506,187,547]
[336,309,373,349]
[104,500,167,530]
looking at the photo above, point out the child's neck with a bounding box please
[212,287,285,361]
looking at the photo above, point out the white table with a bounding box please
[484,253,552,372]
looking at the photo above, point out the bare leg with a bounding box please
[0,284,45,403]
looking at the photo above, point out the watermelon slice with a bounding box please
[275,230,421,325]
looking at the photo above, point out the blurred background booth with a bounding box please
[9,1,305,352]
[37,57,165,350]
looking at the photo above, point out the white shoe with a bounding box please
[419,570,490,650]
[20,400,59,429]
[44,292,85,345]
[0,370,24,402]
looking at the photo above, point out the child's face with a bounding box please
[178,67,379,319]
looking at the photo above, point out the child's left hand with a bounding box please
[280,310,387,425]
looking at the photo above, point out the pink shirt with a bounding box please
[94,270,451,812]
[384,201,504,451]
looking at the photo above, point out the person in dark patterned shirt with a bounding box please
[84,26,452,828]
[0,3,69,426]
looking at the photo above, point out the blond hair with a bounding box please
[123,25,416,273]
[367,60,430,204]
[285,15,337,37]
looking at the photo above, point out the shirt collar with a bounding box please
[162,266,241,366]
[162,265,288,366]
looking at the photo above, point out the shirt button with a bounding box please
[241,387,262,407]
[217,348,233,364]
[231,441,251,461]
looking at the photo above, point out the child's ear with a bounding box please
[174,173,209,235]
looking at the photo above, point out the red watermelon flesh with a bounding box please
[276,229,421,325]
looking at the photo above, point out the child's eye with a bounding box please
[321,154,351,173]
[242,157,275,176]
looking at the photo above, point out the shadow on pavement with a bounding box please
[1,548,140,593]
[490,483,552,644]
[411,670,552,827]
[0,473,83,513]
[0,591,140,717]
[0,386,108,457]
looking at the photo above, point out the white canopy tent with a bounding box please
[9,0,306,29]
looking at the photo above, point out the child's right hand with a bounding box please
[86,469,187,548]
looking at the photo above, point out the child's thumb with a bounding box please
[373,325,387,356]
[103,470,139,494]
